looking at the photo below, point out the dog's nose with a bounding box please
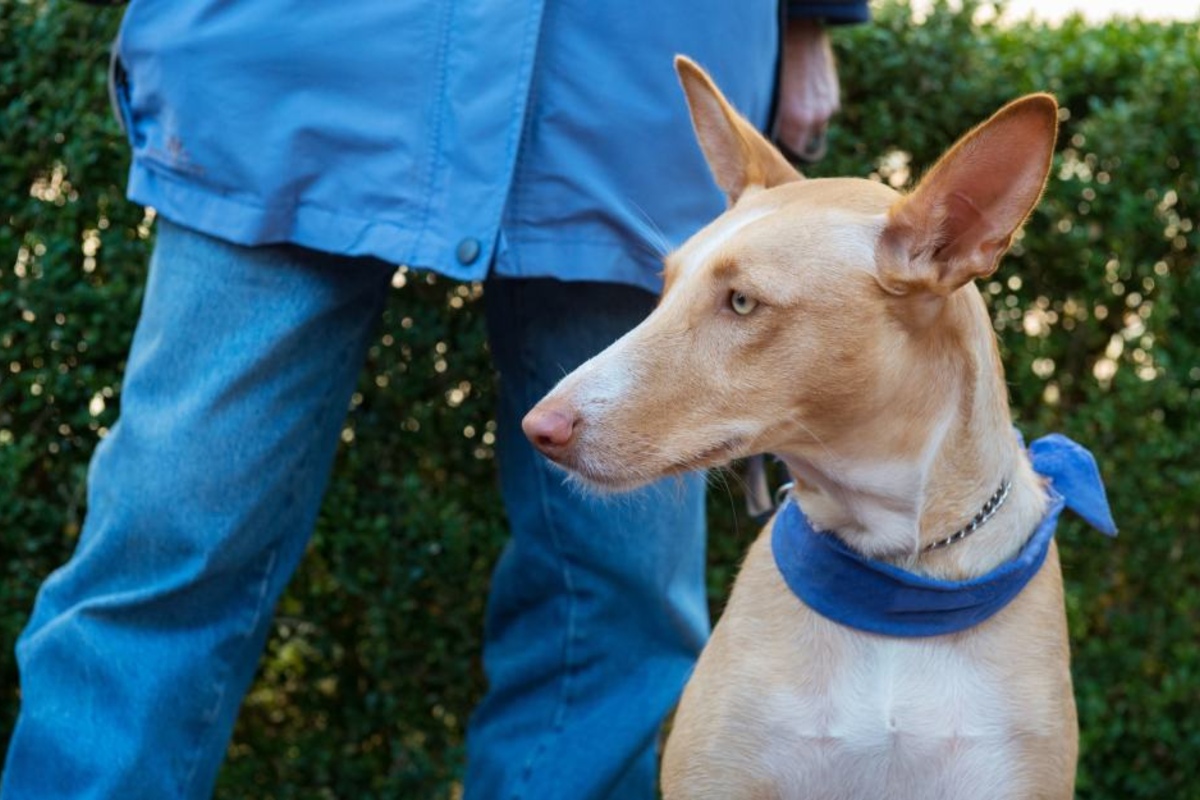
[522,403,578,459]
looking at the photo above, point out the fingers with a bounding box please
[777,127,828,166]
[775,99,836,164]
[775,18,840,164]
[775,92,836,165]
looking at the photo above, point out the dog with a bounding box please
[522,57,1114,799]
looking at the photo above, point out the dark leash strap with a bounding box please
[744,454,793,524]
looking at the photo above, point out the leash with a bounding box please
[744,454,793,524]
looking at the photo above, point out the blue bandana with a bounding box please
[771,434,1117,638]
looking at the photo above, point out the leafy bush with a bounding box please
[826,7,1200,798]
[2,1,1197,797]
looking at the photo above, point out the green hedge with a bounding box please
[2,1,1197,797]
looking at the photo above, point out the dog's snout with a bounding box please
[522,403,579,459]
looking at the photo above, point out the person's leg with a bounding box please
[466,277,709,800]
[2,219,394,799]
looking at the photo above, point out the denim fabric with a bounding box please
[3,222,708,799]
[3,219,396,797]
[467,279,708,799]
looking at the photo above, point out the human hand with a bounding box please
[775,18,840,164]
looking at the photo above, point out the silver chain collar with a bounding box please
[759,468,1012,554]
[922,480,1013,553]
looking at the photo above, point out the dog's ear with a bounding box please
[877,94,1058,297]
[675,55,802,204]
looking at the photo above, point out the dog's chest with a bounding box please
[755,638,1026,799]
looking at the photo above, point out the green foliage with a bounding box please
[2,1,1197,797]
[1,0,151,761]
[822,5,1200,797]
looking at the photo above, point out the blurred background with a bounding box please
[2,0,1197,797]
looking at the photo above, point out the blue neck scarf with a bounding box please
[771,434,1117,638]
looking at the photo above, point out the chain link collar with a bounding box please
[922,480,1013,553]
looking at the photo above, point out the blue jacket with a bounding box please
[113,1,867,293]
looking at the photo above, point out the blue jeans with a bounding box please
[2,219,708,799]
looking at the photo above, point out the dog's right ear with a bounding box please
[675,55,802,204]
[877,94,1059,299]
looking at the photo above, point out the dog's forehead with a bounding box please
[666,178,899,294]
[774,177,901,212]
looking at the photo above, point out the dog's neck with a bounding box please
[779,288,1049,581]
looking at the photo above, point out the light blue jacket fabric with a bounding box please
[112,1,866,294]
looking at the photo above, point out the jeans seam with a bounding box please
[178,547,278,796]
[177,289,380,798]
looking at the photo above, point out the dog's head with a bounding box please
[524,57,1057,503]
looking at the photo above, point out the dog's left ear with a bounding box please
[675,55,802,204]
[877,94,1058,297]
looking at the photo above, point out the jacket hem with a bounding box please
[126,159,488,284]
[493,236,664,297]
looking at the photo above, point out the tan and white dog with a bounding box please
[523,57,1076,799]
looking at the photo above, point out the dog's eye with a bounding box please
[729,291,758,316]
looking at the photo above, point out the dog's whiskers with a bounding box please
[627,198,675,259]
[781,410,834,461]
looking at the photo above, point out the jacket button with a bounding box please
[456,238,481,266]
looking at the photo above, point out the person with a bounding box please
[3,1,867,798]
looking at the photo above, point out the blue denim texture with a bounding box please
[3,219,708,799]
[468,279,708,799]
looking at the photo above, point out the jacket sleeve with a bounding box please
[787,0,870,24]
